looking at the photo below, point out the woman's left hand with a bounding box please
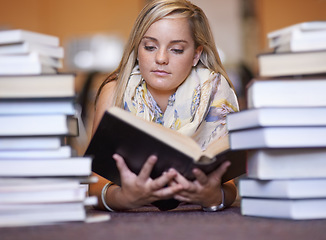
[172,161,230,208]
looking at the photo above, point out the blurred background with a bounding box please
[1,0,325,153]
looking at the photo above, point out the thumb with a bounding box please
[211,161,231,181]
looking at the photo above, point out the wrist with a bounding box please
[102,184,136,211]
[113,187,142,210]
[202,187,225,212]
[101,182,115,212]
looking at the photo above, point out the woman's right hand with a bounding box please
[109,154,183,210]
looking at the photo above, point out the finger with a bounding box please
[192,168,208,185]
[210,161,231,181]
[154,183,183,199]
[150,168,178,191]
[174,194,191,203]
[138,155,157,181]
[168,178,179,187]
[173,171,196,192]
[113,154,131,178]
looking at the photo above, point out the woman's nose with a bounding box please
[155,49,168,65]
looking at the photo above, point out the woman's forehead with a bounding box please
[144,17,192,39]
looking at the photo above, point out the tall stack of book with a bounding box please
[226,21,326,220]
[0,29,99,227]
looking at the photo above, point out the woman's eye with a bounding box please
[144,46,156,51]
[172,49,184,54]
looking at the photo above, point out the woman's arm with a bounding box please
[88,80,118,210]
[221,180,237,208]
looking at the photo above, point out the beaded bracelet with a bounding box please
[101,182,115,212]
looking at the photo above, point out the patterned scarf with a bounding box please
[123,65,239,150]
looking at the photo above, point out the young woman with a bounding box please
[88,0,239,212]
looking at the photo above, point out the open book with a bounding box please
[85,107,246,185]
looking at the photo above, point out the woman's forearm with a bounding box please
[88,172,127,211]
[222,180,237,207]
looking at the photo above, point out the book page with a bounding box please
[109,107,231,162]
[108,107,203,160]
[202,134,230,160]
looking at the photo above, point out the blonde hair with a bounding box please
[96,0,232,107]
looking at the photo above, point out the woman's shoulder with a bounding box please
[92,80,118,135]
[217,74,234,91]
[98,80,117,99]
[96,80,117,110]
[102,79,117,92]
[215,74,239,111]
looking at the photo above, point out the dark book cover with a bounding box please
[85,110,246,186]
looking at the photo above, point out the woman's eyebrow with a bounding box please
[142,36,188,44]
[170,40,188,44]
[142,36,157,41]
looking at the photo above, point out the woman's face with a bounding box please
[137,17,203,98]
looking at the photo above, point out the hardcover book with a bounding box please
[226,107,326,131]
[0,42,64,58]
[246,77,326,109]
[0,52,62,68]
[85,107,246,186]
[0,98,76,115]
[229,126,326,150]
[0,74,75,99]
[0,145,73,159]
[246,148,326,179]
[0,114,79,136]
[0,202,86,227]
[0,157,92,177]
[241,197,326,220]
[0,136,63,150]
[0,29,60,46]
[239,178,326,199]
[257,50,326,77]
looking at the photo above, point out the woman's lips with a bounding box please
[152,70,170,76]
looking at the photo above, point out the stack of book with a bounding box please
[226,21,326,220]
[0,29,99,227]
[256,21,326,78]
[0,29,65,75]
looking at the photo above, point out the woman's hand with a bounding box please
[112,154,183,210]
[172,161,233,208]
